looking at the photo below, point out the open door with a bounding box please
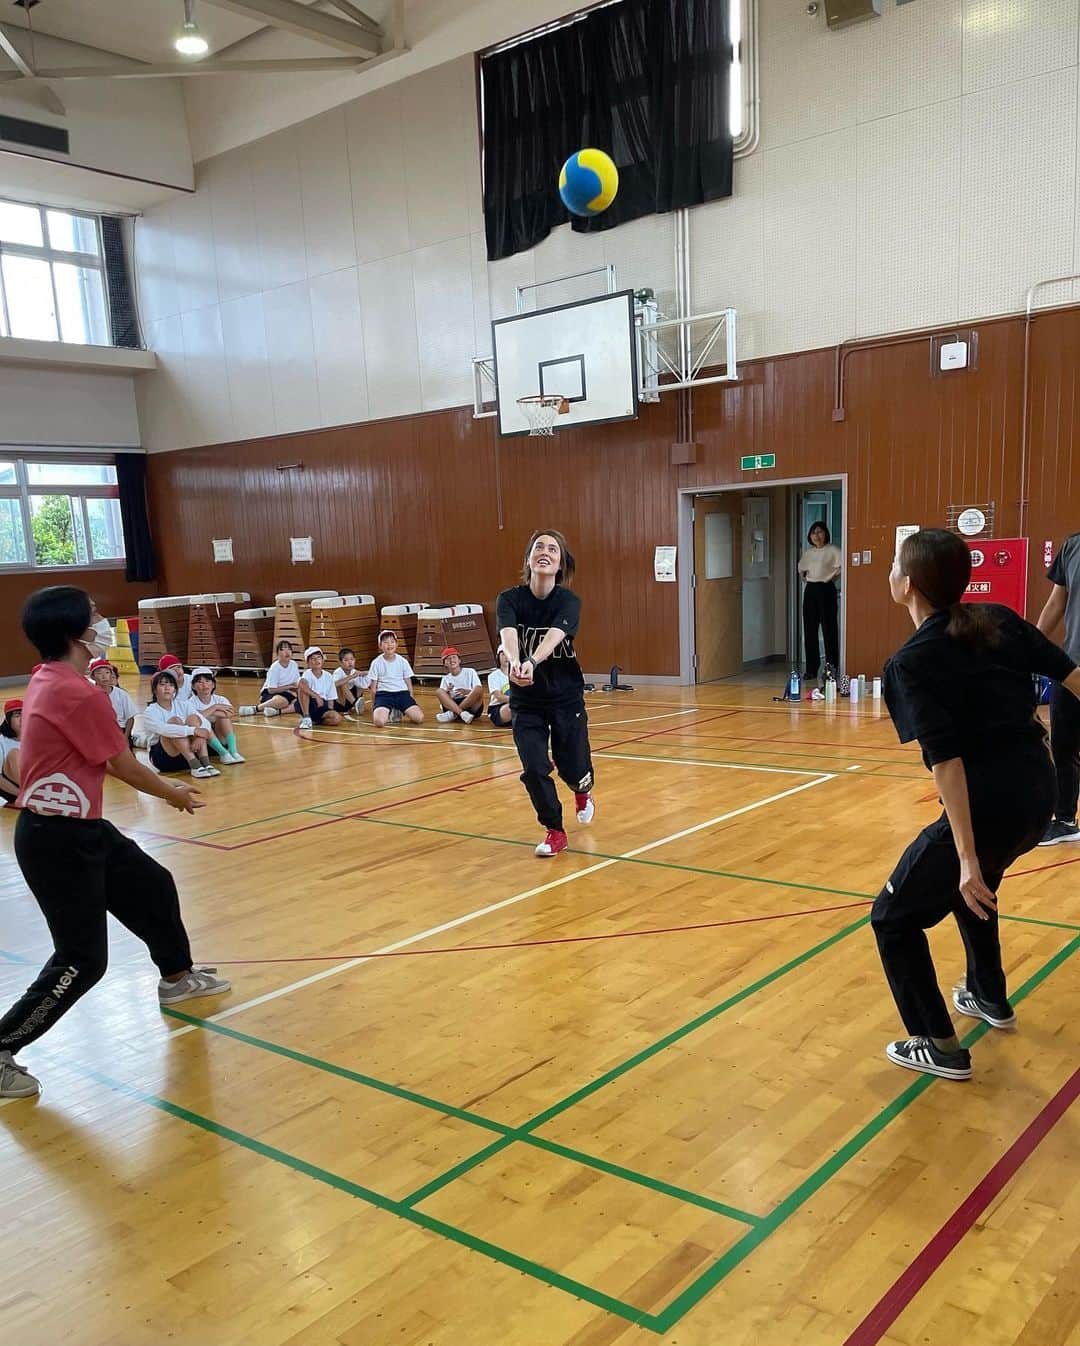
[693,495,743,682]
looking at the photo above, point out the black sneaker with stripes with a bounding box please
[885,1036,972,1080]
[952,984,1017,1029]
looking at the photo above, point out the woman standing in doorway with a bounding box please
[799,522,842,679]
[496,530,595,858]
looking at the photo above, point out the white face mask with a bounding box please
[86,616,112,658]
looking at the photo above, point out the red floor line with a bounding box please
[151,899,875,965]
[841,1064,1080,1346]
[1009,853,1080,878]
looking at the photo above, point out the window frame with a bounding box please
[0,199,111,346]
[0,455,125,573]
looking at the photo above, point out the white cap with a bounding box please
[304,645,323,660]
[190,666,214,678]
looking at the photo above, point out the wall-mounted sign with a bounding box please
[895,524,919,558]
[961,538,1029,616]
[956,507,986,536]
[212,538,233,563]
[654,545,677,582]
[739,453,775,471]
[290,536,314,564]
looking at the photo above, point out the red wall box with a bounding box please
[963,538,1029,616]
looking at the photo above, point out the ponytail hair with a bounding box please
[898,529,1001,650]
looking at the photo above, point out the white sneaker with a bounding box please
[575,793,595,825]
[298,716,313,730]
[229,749,245,763]
[0,1049,40,1098]
[216,752,237,765]
[261,705,280,717]
[132,731,149,748]
[460,710,475,724]
[239,706,256,717]
[0,799,7,810]
[437,710,455,722]
[191,765,217,779]
[158,967,231,1006]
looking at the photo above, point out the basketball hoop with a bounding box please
[517,394,570,436]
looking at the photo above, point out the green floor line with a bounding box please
[313,813,1080,933]
[650,932,1080,1331]
[401,917,871,1208]
[34,1054,659,1332]
[596,748,926,782]
[162,1007,762,1227]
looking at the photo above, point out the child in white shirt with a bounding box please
[157,654,192,701]
[0,699,21,804]
[88,657,136,744]
[144,671,219,779]
[368,631,424,727]
[297,647,344,730]
[182,667,245,765]
[333,647,369,717]
[436,646,483,724]
[243,640,300,717]
[487,646,512,728]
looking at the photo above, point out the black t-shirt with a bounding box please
[494,584,585,706]
[884,604,1074,772]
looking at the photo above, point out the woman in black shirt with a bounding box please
[496,530,595,858]
[876,529,1080,1080]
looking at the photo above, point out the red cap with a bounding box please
[89,657,118,676]
[441,646,460,660]
[158,654,183,672]
[30,663,42,676]
[4,698,22,714]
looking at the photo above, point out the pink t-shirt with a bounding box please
[17,661,126,819]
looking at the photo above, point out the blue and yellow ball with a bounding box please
[558,148,619,218]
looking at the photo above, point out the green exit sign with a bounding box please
[740,453,776,471]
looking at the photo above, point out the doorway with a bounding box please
[679,475,848,685]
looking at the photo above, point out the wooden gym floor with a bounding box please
[1,675,1078,1346]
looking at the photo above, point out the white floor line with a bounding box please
[847,764,862,772]
[168,772,834,1035]
[588,709,699,728]
[595,751,826,778]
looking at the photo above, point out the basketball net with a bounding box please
[517,394,570,437]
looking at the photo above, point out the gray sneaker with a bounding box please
[158,967,231,1006]
[952,983,1017,1029]
[0,1049,41,1098]
[1038,818,1080,846]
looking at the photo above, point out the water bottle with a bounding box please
[858,674,867,699]
[872,676,882,699]
[787,667,801,700]
[849,677,860,703]
[824,668,837,704]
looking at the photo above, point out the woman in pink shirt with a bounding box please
[0,586,232,1100]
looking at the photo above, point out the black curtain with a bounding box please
[482,0,732,261]
[100,216,141,350]
[116,453,156,583]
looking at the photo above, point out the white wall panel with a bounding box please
[690,154,765,360]
[959,67,1077,317]
[0,365,140,448]
[413,236,476,411]
[180,306,233,447]
[299,110,358,281]
[762,129,857,356]
[402,57,471,251]
[221,294,276,442]
[470,232,493,357]
[206,149,261,306]
[170,182,219,315]
[356,254,423,421]
[856,0,963,123]
[249,133,307,294]
[856,101,962,337]
[263,281,321,435]
[133,213,179,327]
[759,0,859,150]
[962,0,1079,95]
[139,316,196,453]
[347,83,412,266]
[310,268,370,429]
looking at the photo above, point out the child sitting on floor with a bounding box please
[297,647,345,731]
[487,646,512,727]
[242,640,300,717]
[0,699,22,805]
[368,631,424,727]
[181,668,245,765]
[157,653,192,701]
[88,657,136,744]
[144,671,219,779]
[435,647,483,724]
[332,647,369,718]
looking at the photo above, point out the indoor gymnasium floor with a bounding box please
[2,676,1078,1346]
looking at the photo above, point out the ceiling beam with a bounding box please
[200,0,380,54]
[0,25,35,78]
[0,29,66,116]
[321,0,382,39]
[0,55,372,80]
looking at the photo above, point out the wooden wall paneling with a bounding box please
[145,304,1080,680]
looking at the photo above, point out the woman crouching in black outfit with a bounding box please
[874,529,1080,1080]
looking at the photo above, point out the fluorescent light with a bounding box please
[174,20,209,55]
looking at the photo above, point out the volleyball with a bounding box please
[558,148,619,217]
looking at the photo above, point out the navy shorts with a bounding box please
[488,704,510,727]
[374,690,417,713]
[260,687,297,708]
[149,740,189,774]
[308,701,334,724]
[334,698,358,713]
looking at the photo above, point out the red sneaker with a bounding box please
[535,829,568,857]
[574,793,595,825]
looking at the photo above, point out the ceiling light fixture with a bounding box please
[174,0,209,57]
